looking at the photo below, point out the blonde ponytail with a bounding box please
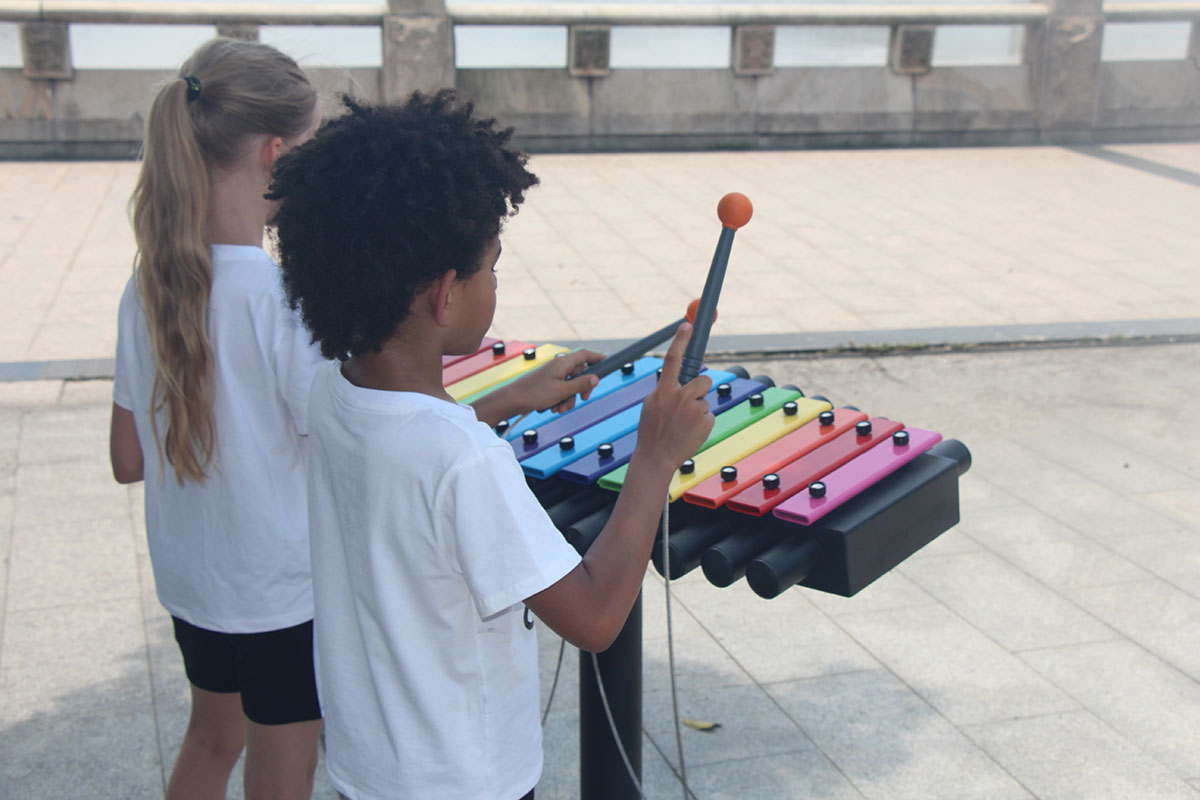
[131,38,315,485]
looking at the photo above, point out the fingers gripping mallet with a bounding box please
[678,193,753,384]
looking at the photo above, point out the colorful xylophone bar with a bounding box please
[442,339,972,600]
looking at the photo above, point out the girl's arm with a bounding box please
[524,324,714,653]
[109,403,144,484]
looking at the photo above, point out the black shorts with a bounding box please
[172,616,321,726]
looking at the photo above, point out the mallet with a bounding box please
[678,192,752,384]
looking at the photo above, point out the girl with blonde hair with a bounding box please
[109,38,324,799]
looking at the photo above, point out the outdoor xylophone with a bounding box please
[443,339,972,601]
[442,193,971,799]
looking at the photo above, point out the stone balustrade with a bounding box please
[1,0,1197,156]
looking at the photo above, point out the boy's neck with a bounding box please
[340,332,453,401]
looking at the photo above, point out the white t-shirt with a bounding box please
[307,362,582,800]
[113,244,325,633]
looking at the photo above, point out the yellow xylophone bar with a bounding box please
[445,344,569,401]
[666,396,831,501]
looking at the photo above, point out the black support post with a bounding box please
[579,593,642,800]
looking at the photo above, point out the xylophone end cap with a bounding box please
[745,559,784,599]
[893,430,910,446]
[494,419,510,435]
[717,192,753,229]
[931,439,972,476]
[727,365,750,379]
[685,298,718,325]
[809,481,827,498]
[680,459,695,475]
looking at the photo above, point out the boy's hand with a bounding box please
[634,323,714,472]
[515,349,604,414]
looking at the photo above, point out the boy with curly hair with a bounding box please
[270,91,714,799]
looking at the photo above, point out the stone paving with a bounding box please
[1,142,1198,367]
[0,143,1199,799]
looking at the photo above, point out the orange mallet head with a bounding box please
[717,192,753,230]
[686,298,718,325]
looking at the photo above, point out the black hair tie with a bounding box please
[183,76,202,103]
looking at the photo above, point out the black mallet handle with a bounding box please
[678,192,752,385]
[578,317,685,380]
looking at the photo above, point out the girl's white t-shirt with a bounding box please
[306,362,582,800]
[113,244,325,633]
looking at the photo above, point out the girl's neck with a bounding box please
[206,163,270,247]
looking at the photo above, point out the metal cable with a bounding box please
[589,650,649,800]
[662,498,690,799]
[541,637,566,727]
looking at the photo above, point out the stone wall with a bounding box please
[0,0,1196,157]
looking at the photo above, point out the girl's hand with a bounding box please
[515,349,604,414]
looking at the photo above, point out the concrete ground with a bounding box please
[1,142,1198,799]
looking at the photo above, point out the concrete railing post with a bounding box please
[382,0,454,102]
[569,25,611,78]
[20,21,72,80]
[1032,0,1104,140]
[733,25,775,76]
[889,24,935,75]
[216,24,260,42]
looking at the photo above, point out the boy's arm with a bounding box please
[470,349,603,427]
[110,403,144,484]
[524,324,713,653]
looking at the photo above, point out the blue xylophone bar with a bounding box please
[501,356,662,440]
[520,369,739,480]
[558,373,767,485]
[511,371,660,461]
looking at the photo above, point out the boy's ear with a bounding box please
[430,270,459,327]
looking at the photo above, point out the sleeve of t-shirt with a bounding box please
[446,439,582,621]
[112,277,137,412]
[267,287,326,436]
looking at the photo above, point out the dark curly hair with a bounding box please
[268,90,538,359]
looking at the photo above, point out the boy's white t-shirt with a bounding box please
[113,244,325,633]
[307,361,582,800]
